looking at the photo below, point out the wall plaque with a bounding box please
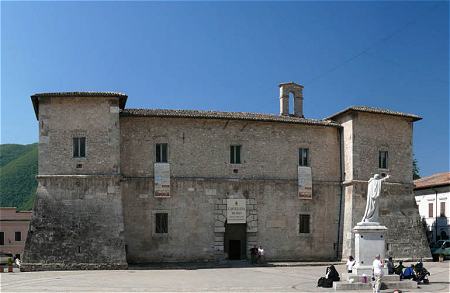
[298,166,312,199]
[154,163,170,197]
[227,199,246,223]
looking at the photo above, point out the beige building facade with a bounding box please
[22,83,431,271]
[0,207,32,259]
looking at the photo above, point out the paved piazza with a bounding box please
[1,262,449,292]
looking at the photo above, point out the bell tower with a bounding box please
[279,82,304,117]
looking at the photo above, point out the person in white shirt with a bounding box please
[372,254,384,293]
[346,256,356,273]
[257,246,265,264]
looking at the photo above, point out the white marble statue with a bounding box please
[361,174,390,223]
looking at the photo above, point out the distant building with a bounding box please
[0,207,32,259]
[23,83,431,271]
[414,172,450,244]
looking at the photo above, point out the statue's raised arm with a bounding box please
[360,174,389,224]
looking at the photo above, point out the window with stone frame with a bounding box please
[230,145,241,164]
[299,214,310,234]
[299,148,309,166]
[155,213,168,234]
[379,151,388,169]
[73,137,86,158]
[156,143,168,163]
[440,202,446,217]
[428,203,434,218]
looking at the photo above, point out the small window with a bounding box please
[155,213,168,234]
[73,137,86,158]
[440,202,446,217]
[428,203,434,218]
[156,143,168,163]
[15,232,21,242]
[379,151,388,169]
[299,148,309,166]
[299,214,310,234]
[0,232,4,245]
[230,145,241,164]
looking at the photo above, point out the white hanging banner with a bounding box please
[298,166,312,199]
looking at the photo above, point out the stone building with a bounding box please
[22,82,430,271]
[0,207,32,259]
[414,172,450,244]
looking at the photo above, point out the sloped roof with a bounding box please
[121,109,341,127]
[414,172,450,190]
[326,106,422,122]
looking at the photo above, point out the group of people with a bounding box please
[249,245,264,264]
[319,255,431,292]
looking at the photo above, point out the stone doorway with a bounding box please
[224,223,247,260]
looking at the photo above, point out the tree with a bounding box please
[413,155,420,180]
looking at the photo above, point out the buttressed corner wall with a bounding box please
[22,93,128,271]
[23,84,430,271]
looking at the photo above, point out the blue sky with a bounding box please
[1,1,448,176]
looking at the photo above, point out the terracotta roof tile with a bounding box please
[326,106,422,122]
[414,172,450,189]
[121,109,341,127]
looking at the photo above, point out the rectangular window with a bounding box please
[15,232,21,242]
[73,137,86,158]
[156,143,168,163]
[155,213,168,234]
[230,145,241,164]
[379,151,388,169]
[428,203,434,218]
[299,214,310,234]
[299,148,309,166]
[0,232,4,245]
[440,202,446,217]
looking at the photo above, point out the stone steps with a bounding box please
[333,279,418,290]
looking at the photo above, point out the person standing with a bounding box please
[257,246,265,264]
[346,256,356,273]
[386,257,394,275]
[372,254,384,293]
[249,245,258,264]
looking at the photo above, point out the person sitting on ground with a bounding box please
[394,260,405,276]
[317,265,340,288]
[387,257,395,275]
[346,256,356,273]
[402,264,415,280]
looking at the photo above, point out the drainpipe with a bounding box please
[336,127,344,260]
[434,188,438,243]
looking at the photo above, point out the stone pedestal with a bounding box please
[352,222,388,276]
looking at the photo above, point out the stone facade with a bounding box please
[22,84,430,270]
[331,111,431,260]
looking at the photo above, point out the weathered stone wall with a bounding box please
[120,117,340,180]
[23,95,127,271]
[122,178,341,263]
[37,97,121,175]
[337,112,430,260]
[21,176,127,271]
[341,181,431,260]
[120,117,342,262]
[352,112,414,183]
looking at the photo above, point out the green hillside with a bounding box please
[0,143,38,210]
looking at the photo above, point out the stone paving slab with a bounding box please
[0,262,448,292]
